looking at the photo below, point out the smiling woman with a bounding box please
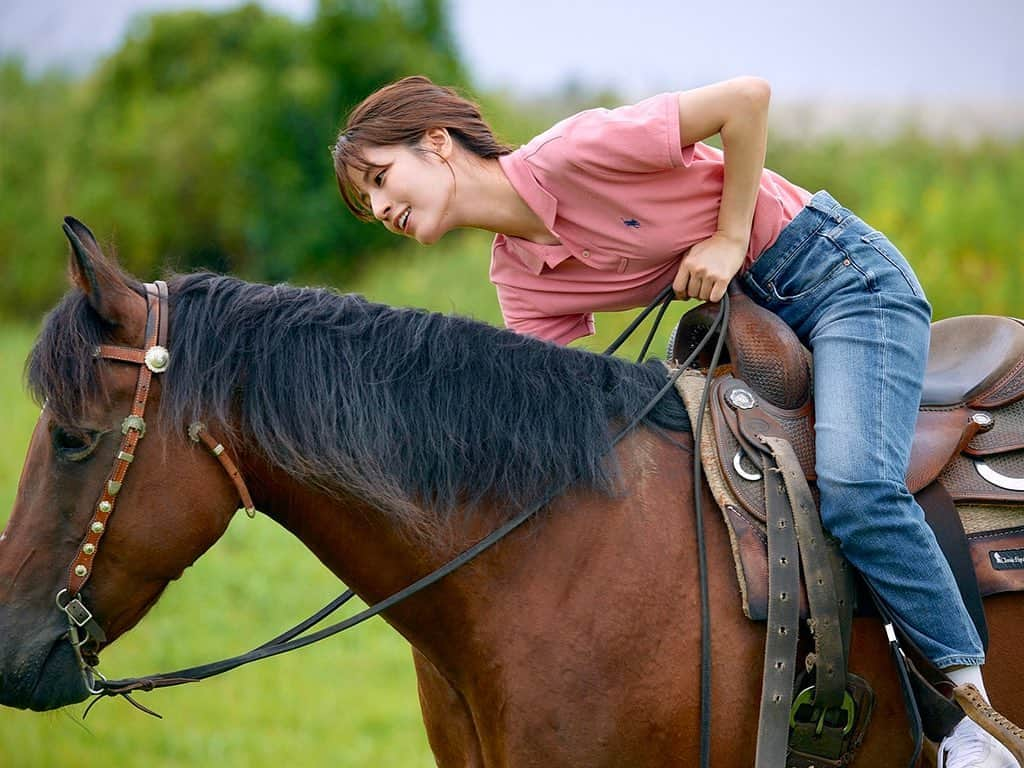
[333,76,517,244]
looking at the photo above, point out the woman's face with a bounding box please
[346,137,455,245]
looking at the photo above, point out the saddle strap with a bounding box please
[759,434,849,709]
[752,448,802,768]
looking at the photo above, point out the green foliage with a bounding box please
[0,61,75,315]
[766,133,1024,319]
[0,0,1020,326]
[0,1,470,317]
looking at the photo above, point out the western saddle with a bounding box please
[668,288,1024,767]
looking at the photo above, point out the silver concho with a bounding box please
[727,388,757,410]
[144,345,170,373]
[971,412,994,430]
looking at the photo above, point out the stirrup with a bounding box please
[951,684,1024,763]
[787,673,875,768]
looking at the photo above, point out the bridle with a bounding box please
[55,278,728,756]
[55,280,256,699]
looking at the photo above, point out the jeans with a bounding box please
[739,190,985,668]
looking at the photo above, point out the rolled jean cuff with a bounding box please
[933,654,987,670]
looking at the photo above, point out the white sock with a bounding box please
[945,664,990,703]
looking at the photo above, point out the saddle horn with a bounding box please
[670,282,812,410]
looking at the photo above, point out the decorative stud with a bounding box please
[213,444,225,456]
[98,501,112,514]
[727,387,757,410]
[144,345,170,373]
[74,565,88,578]
[83,543,95,555]
[107,480,122,496]
[91,521,105,534]
[188,422,206,443]
[117,451,135,463]
[121,415,146,437]
[972,412,994,430]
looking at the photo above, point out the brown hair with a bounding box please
[332,76,514,221]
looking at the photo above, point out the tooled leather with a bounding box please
[970,352,1024,410]
[966,399,1024,455]
[939,450,1024,504]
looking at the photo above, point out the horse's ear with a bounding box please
[62,216,147,337]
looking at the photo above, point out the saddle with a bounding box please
[669,290,1024,767]
[671,292,1024,623]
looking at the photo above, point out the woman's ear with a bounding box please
[423,127,453,159]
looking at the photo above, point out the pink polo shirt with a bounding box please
[489,92,811,346]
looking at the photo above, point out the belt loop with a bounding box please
[809,190,843,222]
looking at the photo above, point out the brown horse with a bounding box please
[1,219,1021,767]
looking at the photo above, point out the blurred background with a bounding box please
[1,1,1022,766]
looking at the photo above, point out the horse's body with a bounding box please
[1,220,1021,766]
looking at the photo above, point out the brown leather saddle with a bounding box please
[670,290,1024,622]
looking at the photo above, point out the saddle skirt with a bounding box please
[671,304,1024,622]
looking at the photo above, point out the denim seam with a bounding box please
[932,654,987,669]
[842,246,874,293]
[876,290,891,483]
[862,237,921,297]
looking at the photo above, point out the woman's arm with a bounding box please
[672,77,771,302]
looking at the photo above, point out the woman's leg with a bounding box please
[741,191,984,667]
[804,276,984,667]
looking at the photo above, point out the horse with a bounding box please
[1,218,1022,767]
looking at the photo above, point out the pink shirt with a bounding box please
[489,92,811,345]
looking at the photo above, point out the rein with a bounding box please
[66,278,728,761]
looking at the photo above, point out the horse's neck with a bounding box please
[247,461,493,674]
[245,429,698,690]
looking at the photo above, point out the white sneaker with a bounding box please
[938,717,1021,768]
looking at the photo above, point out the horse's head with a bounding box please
[0,219,239,711]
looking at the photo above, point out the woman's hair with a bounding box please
[332,75,514,220]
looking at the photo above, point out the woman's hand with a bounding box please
[673,233,748,302]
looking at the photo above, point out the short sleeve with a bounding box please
[558,92,695,175]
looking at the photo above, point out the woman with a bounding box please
[332,75,1015,767]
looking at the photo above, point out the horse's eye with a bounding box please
[52,426,101,461]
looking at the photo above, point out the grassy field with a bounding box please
[0,231,682,768]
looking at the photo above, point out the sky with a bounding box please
[0,0,1021,103]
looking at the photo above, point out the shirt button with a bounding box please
[581,249,590,258]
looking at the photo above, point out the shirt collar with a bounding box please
[498,152,570,275]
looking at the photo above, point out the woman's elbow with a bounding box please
[735,76,771,109]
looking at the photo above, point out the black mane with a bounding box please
[28,273,690,533]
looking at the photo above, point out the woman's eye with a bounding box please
[374,171,385,186]
[52,426,101,461]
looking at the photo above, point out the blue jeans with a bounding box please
[739,190,985,668]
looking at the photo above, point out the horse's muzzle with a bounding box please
[0,617,90,711]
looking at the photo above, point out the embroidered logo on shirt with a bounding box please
[623,218,641,228]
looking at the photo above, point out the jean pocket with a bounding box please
[859,231,924,298]
[765,244,852,303]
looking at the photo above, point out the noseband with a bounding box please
[55,280,255,696]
